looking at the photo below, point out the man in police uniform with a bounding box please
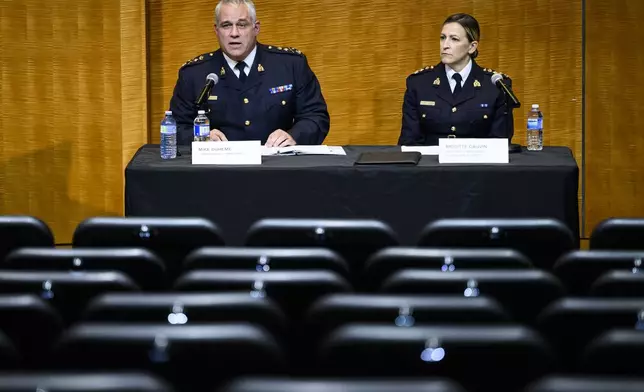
[169,0,330,147]
[398,13,516,146]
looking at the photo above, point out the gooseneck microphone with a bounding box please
[195,73,219,108]
[491,73,520,108]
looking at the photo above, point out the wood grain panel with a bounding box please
[148,0,582,160]
[0,0,147,243]
[585,0,644,235]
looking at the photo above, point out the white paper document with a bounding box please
[401,145,440,155]
[261,145,346,156]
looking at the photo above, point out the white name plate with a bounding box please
[438,138,509,164]
[191,140,261,165]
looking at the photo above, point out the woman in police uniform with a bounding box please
[398,13,516,146]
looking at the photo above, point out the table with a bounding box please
[125,145,579,246]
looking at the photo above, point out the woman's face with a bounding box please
[440,22,478,67]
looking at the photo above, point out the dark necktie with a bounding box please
[236,61,247,83]
[452,73,463,97]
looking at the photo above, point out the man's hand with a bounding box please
[209,129,228,142]
[265,129,296,147]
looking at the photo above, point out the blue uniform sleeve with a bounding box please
[398,77,425,146]
[490,76,515,141]
[169,68,196,146]
[288,56,330,145]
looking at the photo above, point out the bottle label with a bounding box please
[194,125,210,137]
[527,118,543,130]
[161,125,176,134]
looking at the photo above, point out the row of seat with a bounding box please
[1,292,644,369]
[0,317,643,391]
[3,215,644,268]
[0,374,640,392]
[5,245,643,291]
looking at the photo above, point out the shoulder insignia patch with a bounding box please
[482,67,511,79]
[181,51,216,68]
[265,45,304,56]
[410,65,435,76]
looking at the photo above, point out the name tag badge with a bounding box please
[208,95,218,101]
[192,141,261,165]
[438,138,509,164]
[420,101,435,106]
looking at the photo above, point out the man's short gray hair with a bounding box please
[215,0,257,24]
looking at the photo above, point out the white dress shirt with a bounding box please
[445,58,473,93]
[222,45,257,78]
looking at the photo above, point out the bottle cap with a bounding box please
[165,110,172,115]
[198,110,206,115]
[532,104,539,109]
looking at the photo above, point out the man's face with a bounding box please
[215,3,260,61]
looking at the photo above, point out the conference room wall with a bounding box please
[584,0,644,236]
[0,0,147,243]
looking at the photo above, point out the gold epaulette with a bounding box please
[265,45,304,56]
[410,65,435,76]
[180,51,217,68]
[482,67,511,79]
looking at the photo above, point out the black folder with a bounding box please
[354,151,422,165]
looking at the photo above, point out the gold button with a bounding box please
[452,107,457,112]
[451,126,456,131]
[243,98,249,104]
[483,114,488,119]
[422,114,426,118]
[281,100,286,106]
[245,120,251,126]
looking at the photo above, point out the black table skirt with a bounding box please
[125,145,580,246]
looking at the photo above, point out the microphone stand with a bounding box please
[500,87,521,153]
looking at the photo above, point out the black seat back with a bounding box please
[418,218,575,269]
[72,217,224,279]
[0,216,54,261]
[245,218,398,273]
[590,218,644,250]
[5,247,167,290]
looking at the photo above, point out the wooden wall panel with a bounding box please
[148,0,582,163]
[0,0,147,243]
[585,0,644,235]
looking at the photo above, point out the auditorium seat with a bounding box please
[174,270,351,318]
[82,292,287,339]
[582,329,644,375]
[220,378,468,392]
[363,247,531,290]
[0,270,139,323]
[54,323,284,391]
[590,218,644,250]
[72,217,224,279]
[0,216,54,261]
[418,218,575,269]
[0,294,63,367]
[524,375,644,392]
[0,332,19,369]
[306,294,511,339]
[317,324,556,392]
[244,218,398,273]
[553,250,644,295]
[589,270,644,297]
[537,298,644,369]
[0,373,173,391]
[5,247,167,290]
[381,269,565,324]
[183,247,349,279]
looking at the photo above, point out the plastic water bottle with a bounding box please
[160,111,177,159]
[193,110,210,142]
[526,104,543,151]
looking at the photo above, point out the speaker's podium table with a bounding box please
[125,145,579,245]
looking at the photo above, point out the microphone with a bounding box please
[491,73,520,108]
[195,73,219,108]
